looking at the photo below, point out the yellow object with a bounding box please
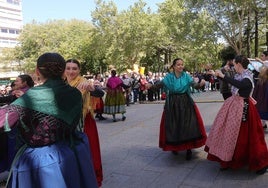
[139,67,145,75]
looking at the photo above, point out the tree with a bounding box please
[9,0,259,75]
[91,0,168,73]
[188,0,267,56]
[158,0,221,71]
[13,20,94,73]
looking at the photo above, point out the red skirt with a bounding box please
[91,97,104,114]
[159,103,207,151]
[84,113,103,187]
[95,98,104,114]
[205,100,268,171]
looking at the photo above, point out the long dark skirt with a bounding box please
[159,93,207,151]
[0,128,17,173]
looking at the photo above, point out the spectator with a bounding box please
[130,72,140,103]
[139,75,148,102]
[121,73,133,106]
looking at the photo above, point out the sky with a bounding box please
[22,0,164,24]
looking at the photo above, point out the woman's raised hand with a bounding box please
[77,80,95,91]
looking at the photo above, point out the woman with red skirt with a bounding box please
[148,58,207,160]
[205,55,268,174]
[65,59,103,186]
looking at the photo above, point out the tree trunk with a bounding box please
[254,10,259,58]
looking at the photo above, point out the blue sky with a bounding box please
[22,0,164,24]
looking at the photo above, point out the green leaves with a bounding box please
[5,0,265,75]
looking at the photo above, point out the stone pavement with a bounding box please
[98,91,268,188]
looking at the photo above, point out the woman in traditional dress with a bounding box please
[0,75,34,106]
[147,58,207,160]
[0,74,34,178]
[103,70,126,122]
[205,55,268,174]
[65,59,103,187]
[91,73,106,121]
[0,52,98,187]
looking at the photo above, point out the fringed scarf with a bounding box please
[67,75,93,119]
[12,79,82,125]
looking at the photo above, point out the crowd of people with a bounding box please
[1,51,268,187]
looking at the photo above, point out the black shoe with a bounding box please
[113,119,117,122]
[186,149,192,160]
[172,151,178,155]
[263,124,267,129]
[99,116,106,120]
[95,114,100,119]
[0,180,7,187]
[122,116,126,121]
[220,167,229,171]
[256,167,267,175]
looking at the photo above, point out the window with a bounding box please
[9,29,15,34]
[7,0,20,5]
[1,29,8,33]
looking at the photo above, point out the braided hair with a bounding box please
[37,52,66,79]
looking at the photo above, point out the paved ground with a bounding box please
[97,91,268,188]
[1,91,267,188]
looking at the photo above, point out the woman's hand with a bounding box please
[255,57,263,64]
[77,80,95,92]
[209,69,224,78]
[215,70,224,78]
[12,90,24,98]
[209,70,215,76]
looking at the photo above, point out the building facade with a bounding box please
[0,0,22,79]
[0,0,22,48]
